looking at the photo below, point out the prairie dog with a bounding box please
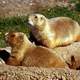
[5,32,67,68]
[28,14,80,48]
[5,32,33,66]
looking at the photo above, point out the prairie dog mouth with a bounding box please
[28,20,34,26]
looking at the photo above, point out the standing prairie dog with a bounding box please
[28,14,80,48]
[5,32,67,68]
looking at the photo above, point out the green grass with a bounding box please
[40,6,80,22]
[0,6,80,47]
[0,16,30,47]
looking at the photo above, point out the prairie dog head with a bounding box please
[28,14,48,30]
[5,32,29,47]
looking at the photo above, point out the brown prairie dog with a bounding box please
[28,14,80,48]
[5,32,67,68]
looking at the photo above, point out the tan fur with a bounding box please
[28,14,80,48]
[5,32,67,68]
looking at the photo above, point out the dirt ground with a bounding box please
[0,0,58,17]
[0,0,70,18]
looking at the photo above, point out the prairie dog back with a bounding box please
[28,14,80,48]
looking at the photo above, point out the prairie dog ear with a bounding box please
[18,34,24,40]
[18,33,27,41]
[40,16,44,20]
[41,14,47,19]
[40,16,48,25]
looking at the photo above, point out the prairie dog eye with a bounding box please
[11,34,15,37]
[34,16,37,19]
